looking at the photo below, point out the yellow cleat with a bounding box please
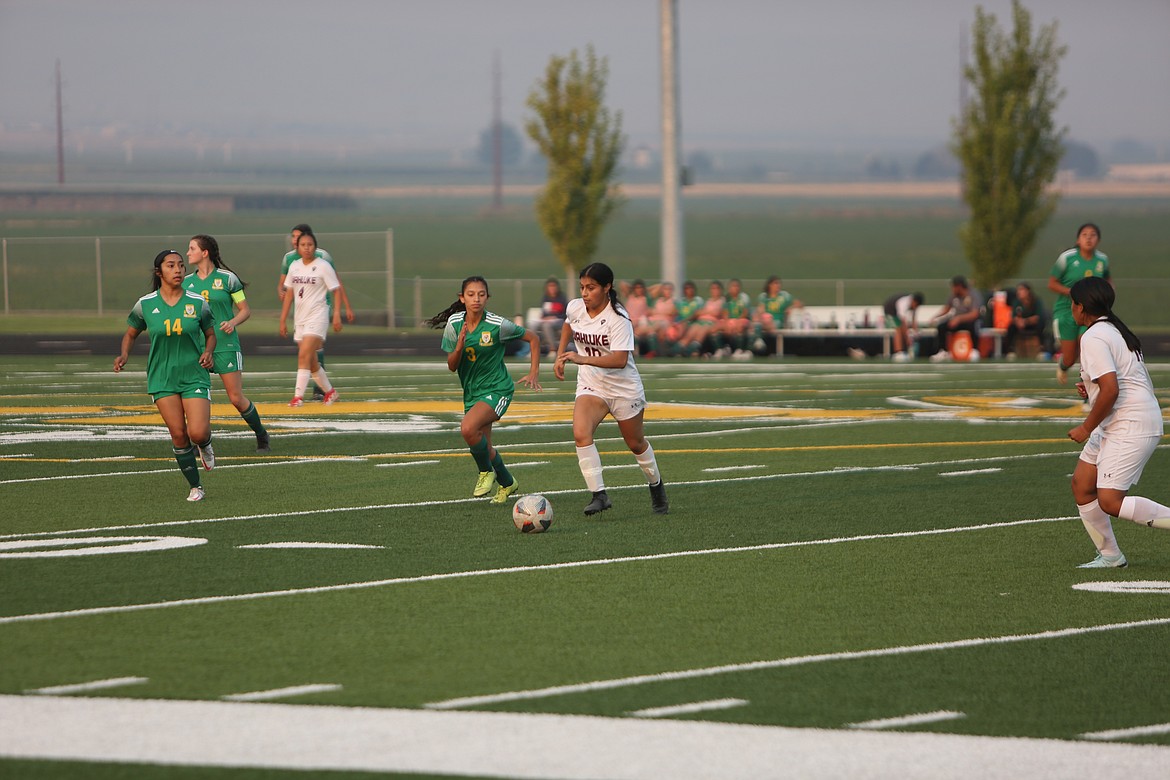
[473,471,497,498]
[490,480,520,505]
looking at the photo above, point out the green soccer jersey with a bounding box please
[441,310,524,407]
[677,296,704,322]
[184,268,245,354]
[725,292,751,319]
[759,290,796,322]
[1051,248,1110,312]
[127,290,214,396]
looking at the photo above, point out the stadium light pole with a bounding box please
[659,0,684,287]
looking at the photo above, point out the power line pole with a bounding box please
[491,50,503,210]
[55,59,65,186]
[659,0,684,286]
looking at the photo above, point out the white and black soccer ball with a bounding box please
[512,494,554,533]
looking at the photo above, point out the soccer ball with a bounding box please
[512,494,554,533]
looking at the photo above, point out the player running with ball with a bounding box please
[555,262,669,516]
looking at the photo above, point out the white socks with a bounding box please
[576,444,604,492]
[313,369,333,393]
[1078,500,1120,557]
[634,442,662,485]
[1118,496,1170,530]
[294,369,311,399]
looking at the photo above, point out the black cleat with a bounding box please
[312,386,326,401]
[583,490,612,516]
[256,431,270,454]
[649,480,669,514]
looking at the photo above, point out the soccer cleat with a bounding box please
[186,486,205,502]
[288,397,304,408]
[1077,551,1128,569]
[312,386,326,401]
[256,431,270,454]
[198,442,215,471]
[322,389,339,405]
[929,350,951,363]
[583,490,612,516]
[892,351,910,362]
[649,480,669,515]
[473,471,497,498]
[752,337,766,352]
[490,479,520,505]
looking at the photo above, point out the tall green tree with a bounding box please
[952,0,1066,289]
[526,46,625,280]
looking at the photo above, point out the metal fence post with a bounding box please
[2,239,8,315]
[385,228,395,329]
[95,237,104,316]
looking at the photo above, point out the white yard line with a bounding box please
[424,617,1170,710]
[628,698,749,718]
[25,677,148,695]
[1080,722,1170,741]
[939,468,1003,477]
[0,517,1072,626]
[222,684,342,702]
[0,694,1165,780]
[848,711,967,730]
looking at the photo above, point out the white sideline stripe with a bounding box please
[375,460,440,468]
[628,698,749,718]
[0,517,1073,626]
[1080,722,1170,741]
[424,617,1170,711]
[0,451,1077,542]
[222,684,342,702]
[237,543,384,550]
[25,676,148,695]
[1,695,1166,780]
[849,711,966,730]
[703,465,765,473]
[939,468,1003,477]
[0,456,363,485]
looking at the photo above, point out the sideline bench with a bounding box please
[775,306,1005,359]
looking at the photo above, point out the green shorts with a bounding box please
[1053,308,1085,343]
[212,350,243,375]
[884,314,903,329]
[465,391,514,418]
[151,383,212,403]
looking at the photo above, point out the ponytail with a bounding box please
[1070,277,1142,358]
[191,234,247,287]
[579,262,629,321]
[424,276,488,329]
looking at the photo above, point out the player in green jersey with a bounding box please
[1049,223,1111,384]
[115,250,218,502]
[752,276,802,354]
[277,223,354,400]
[185,234,270,453]
[427,276,542,505]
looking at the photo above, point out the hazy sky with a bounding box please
[1,0,1167,152]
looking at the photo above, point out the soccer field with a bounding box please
[2,355,1169,779]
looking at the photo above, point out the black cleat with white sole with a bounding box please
[583,490,612,516]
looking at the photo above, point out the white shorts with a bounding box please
[1079,424,1161,490]
[577,389,647,422]
[294,314,329,343]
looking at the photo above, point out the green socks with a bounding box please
[174,445,201,488]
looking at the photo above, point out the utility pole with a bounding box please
[55,59,65,186]
[491,50,503,210]
[659,0,684,286]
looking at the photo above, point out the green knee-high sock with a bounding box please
[240,402,267,435]
[490,451,514,487]
[469,437,492,472]
[174,444,201,488]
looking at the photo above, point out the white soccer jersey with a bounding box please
[1079,318,1163,437]
[284,258,340,332]
[565,297,645,400]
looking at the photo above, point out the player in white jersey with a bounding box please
[555,262,668,516]
[279,230,343,407]
[1066,277,1170,568]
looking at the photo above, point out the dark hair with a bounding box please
[951,275,968,288]
[151,249,183,292]
[1069,277,1141,357]
[579,262,627,320]
[911,292,925,305]
[191,234,247,288]
[424,275,489,329]
[1076,222,1102,241]
[291,223,314,235]
[763,275,781,293]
